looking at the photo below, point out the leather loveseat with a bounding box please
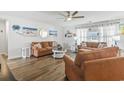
[31,41,53,57]
[78,42,107,52]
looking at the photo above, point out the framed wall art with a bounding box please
[49,30,57,37]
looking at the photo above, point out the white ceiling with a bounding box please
[41,11,124,27]
[1,11,124,27]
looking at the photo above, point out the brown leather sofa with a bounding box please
[78,42,107,52]
[64,47,124,81]
[31,41,53,57]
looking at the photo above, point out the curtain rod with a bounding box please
[75,19,120,29]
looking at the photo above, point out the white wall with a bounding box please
[0,13,63,59]
[8,18,63,59]
[62,26,76,50]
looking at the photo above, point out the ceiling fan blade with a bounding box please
[72,16,84,18]
[72,11,78,16]
[66,11,70,16]
[57,12,66,17]
[56,18,65,19]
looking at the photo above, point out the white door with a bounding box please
[0,24,5,54]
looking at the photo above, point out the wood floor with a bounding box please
[3,50,124,81]
[7,55,72,81]
[0,55,15,81]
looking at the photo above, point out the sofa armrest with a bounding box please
[64,55,84,80]
[83,57,124,80]
[64,55,74,65]
[31,46,39,57]
[32,46,38,50]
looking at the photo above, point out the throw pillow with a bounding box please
[98,43,104,48]
[81,42,87,47]
[34,43,42,48]
[42,42,49,48]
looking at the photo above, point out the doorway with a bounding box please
[0,19,7,55]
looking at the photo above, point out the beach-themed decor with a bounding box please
[12,25,39,37]
[49,29,57,37]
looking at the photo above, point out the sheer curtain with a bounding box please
[76,28,88,44]
[102,24,119,46]
[76,23,120,46]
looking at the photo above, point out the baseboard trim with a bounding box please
[8,56,22,60]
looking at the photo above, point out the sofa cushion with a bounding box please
[75,47,119,67]
[49,42,53,47]
[38,48,47,52]
[86,42,99,48]
[42,42,49,48]
[46,47,52,50]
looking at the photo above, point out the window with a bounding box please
[76,28,88,45]
[76,24,120,46]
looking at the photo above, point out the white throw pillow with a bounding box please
[34,43,42,48]
[81,42,87,47]
[98,43,104,48]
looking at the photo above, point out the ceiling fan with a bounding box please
[57,11,84,21]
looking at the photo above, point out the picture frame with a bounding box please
[49,30,57,37]
[12,25,39,37]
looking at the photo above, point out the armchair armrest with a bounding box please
[64,55,84,81]
[83,57,124,80]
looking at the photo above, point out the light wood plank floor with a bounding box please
[7,55,70,81]
[0,54,15,81]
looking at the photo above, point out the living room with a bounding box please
[0,11,124,81]
[1,0,124,92]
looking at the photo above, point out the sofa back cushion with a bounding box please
[85,42,107,48]
[32,41,53,48]
[74,47,119,67]
[86,42,99,48]
[42,42,50,48]
[48,42,53,47]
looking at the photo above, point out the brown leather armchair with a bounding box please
[64,47,124,81]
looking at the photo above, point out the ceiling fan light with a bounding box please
[67,17,72,21]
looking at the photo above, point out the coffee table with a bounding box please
[52,49,67,58]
